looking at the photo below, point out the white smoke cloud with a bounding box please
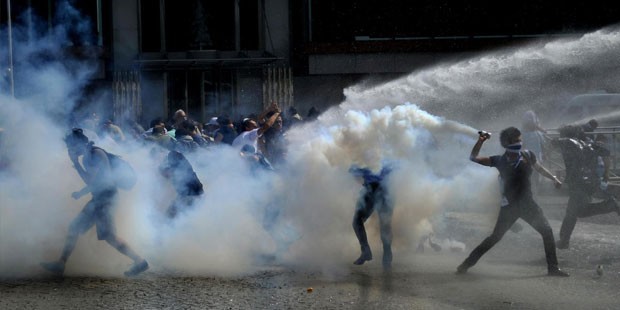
[2,6,620,278]
[276,103,499,273]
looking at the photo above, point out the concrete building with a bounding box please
[2,1,618,126]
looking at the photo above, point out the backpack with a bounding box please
[93,147,137,190]
[558,139,599,193]
[579,141,600,192]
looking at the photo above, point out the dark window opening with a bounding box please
[239,0,259,50]
[203,69,234,118]
[142,0,262,52]
[202,1,235,50]
[140,1,161,52]
[162,0,235,51]
[166,69,234,123]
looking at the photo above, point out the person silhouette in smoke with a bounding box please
[349,165,394,269]
[521,110,548,193]
[552,129,619,250]
[580,119,599,139]
[41,128,149,277]
[159,149,204,219]
[456,127,569,277]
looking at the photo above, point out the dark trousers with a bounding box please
[461,200,559,270]
[352,185,393,256]
[559,186,616,244]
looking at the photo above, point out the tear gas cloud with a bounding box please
[2,6,620,278]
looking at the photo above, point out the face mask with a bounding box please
[505,142,522,153]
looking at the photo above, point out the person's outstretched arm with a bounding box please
[533,161,562,188]
[258,103,282,136]
[469,135,492,166]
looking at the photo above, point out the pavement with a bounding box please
[1,191,619,310]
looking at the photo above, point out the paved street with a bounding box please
[2,192,619,309]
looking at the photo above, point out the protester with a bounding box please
[143,117,168,138]
[99,119,126,144]
[239,144,275,173]
[174,128,200,153]
[284,106,303,130]
[214,116,237,145]
[581,119,599,135]
[144,126,174,149]
[521,110,547,192]
[204,117,220,140]
[232,103,282,152]
[552,130,619,249]
[261,111,287,168]
[456,127,569,277]
[159,150,204,219]
[349,165,394,269]
[40,128,148,277]
[306,106,320,122]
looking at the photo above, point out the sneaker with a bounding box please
[548,267,570,277]
[124,260,149,277]
[353,251,372,265]
[40,261,65,276]
[455,263,469,275]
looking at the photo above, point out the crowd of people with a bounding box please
[34,103,317,277]
[17,104,618,278]
[67,104,317,171]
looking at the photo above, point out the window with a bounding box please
[140,0,260,52]
[140,1,161,52]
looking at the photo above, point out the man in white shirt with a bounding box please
[232,103,282,152]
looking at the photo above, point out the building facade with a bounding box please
[2,1,618,126]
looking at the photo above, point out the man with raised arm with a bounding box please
[456,127,569,277]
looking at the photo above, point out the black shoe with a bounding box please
[455,263,469,275]
[353,251,372,265]
[556,240,569,250]
[548,267,570,277]
[124,260,149,277]
[40,261,65,276]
